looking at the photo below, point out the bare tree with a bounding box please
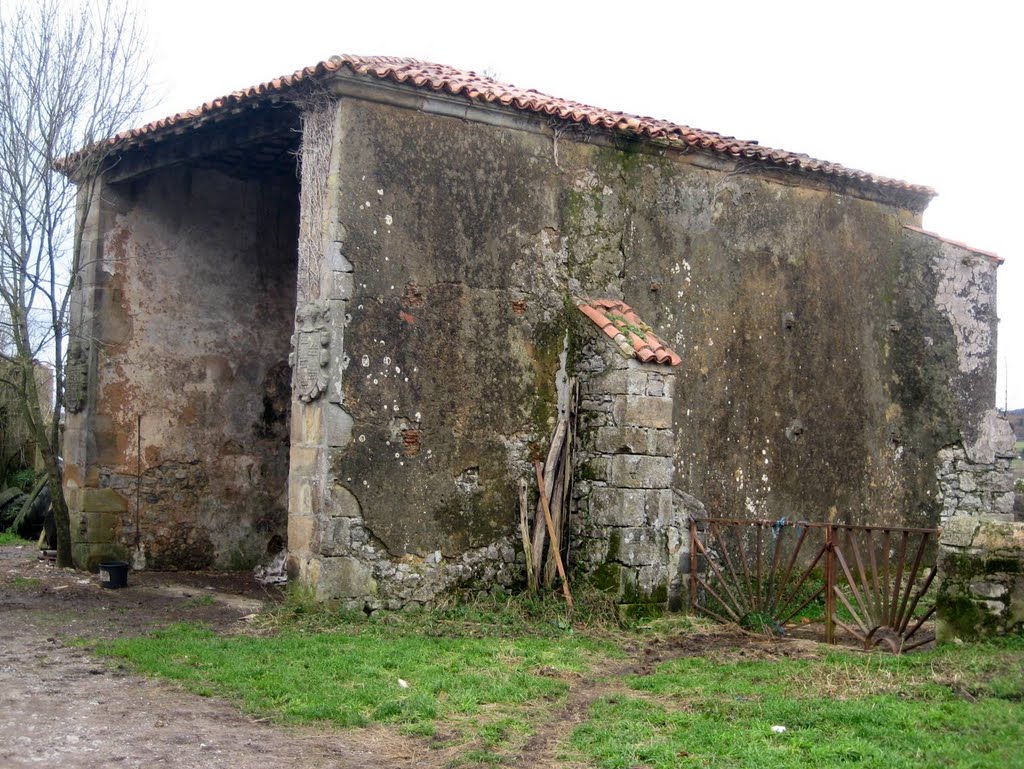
[0,0,148,565]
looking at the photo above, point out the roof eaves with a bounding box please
[69,54,937,203]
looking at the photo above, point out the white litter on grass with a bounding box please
[398,678,410,689]
[771,725,787,734]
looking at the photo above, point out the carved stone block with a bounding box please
[64,345,88,413]
[289,302,331,403]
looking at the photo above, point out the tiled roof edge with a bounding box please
[904,225,1003,264]
[67,54,936,202]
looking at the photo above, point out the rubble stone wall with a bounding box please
[912,231,1015,524]
[937,517,1024,640]
[935,413,1017,524]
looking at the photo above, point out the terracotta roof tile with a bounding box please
[76,55,934,201]
[576,298,681,367]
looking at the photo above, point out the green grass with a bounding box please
[87,589,1024,768]
[94,593,622,753]
[568,636,1024,769]
[99,622,602,729]
[0,531,33,546]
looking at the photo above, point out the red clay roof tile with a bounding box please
[576,298,681,367]
[78,55,934,201]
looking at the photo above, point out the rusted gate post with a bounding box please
[689,517,698,614]
[824,524,836,645]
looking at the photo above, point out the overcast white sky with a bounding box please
[135,0,1023,409]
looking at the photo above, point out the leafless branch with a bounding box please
[0,0,150,566]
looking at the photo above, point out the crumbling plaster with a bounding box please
[898,231,1014,523]
[65,163,299,570]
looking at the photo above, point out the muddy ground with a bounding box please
[0,543,820,768]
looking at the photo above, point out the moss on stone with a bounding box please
[616,602,665,623]
[72,542,128,573]
[596,141,658,179]
[527,316,567,436]
[935,592,990,642]
[619,573,669,605]
[648,581,669,604]
[561,189,606,285]
[983,557,1023,576]
[430,483,515,553]
[606,530,622,563]
[944,552,1023,580]
[590,562,621,593]
[227,546,262,571]
[942,553,976,577]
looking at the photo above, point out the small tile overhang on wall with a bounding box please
[903,225,1004,265]
[577,298,682,366]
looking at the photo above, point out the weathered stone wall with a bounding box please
[937,517,1024,640]
[900,231,1016,523]
[557,148,999,531]
[284,98,523,608]
[64,163,299,570]
[286,95,555,607]
[288,91,1002,606]
[935,414,1017,523]
[573,330,684,617]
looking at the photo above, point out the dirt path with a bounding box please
[0,545,423,769]
[511,629,825,768]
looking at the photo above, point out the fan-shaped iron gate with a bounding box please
[689,517,939,653]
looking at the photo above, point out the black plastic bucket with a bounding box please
[98,561,129,589]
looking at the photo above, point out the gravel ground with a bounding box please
[0,545,421,768]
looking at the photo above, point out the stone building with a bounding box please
[64,56,1013,612]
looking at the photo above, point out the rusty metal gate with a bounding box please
[689,517,940,652]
